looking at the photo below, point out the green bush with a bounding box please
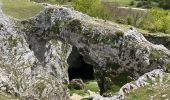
[162,16,170,33]
[72,0,112,20]
[129,1,135,6]
[135,0,170,9]
[127,16,132,25]
[139,8,170,33]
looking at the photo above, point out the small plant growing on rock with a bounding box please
[115,31,124,37]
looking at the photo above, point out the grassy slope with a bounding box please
[1,0,44,20]
[125,75,170,100]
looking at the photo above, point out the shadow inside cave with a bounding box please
[67,46,94,81]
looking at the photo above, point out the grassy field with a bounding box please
[1,0,44,20]
[103,0,133,6]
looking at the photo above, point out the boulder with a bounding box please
[69,79,84,90]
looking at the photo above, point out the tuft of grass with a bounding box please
[115,31,124,37]
[106,84,121,95]
[149,50,163,60]
[85,80,100,93]
[69,89,88,96]
[1,0,44,20]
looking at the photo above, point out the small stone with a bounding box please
[150,96,154,100]
[1,87,6,91]
[162,94,167,98]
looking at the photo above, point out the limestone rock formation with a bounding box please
[0,4,170,100]
[0,8,71,99]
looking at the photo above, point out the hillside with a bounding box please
[1,0,44,20]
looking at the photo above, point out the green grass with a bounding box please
[1,0,44,20]
[69,89,88,96]
[85,80,100,93]
[69,80,100,96]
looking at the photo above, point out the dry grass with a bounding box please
[1,0,44,20]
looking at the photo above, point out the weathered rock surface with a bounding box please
[0,4,170,100]
[21,5,170,94]
[0,8,71,99]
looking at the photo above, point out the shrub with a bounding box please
[127,16,132,25]
[115,31,124,37]
[116,18,127,24]
[72,0,112,20]
[129,1,135,6]
[162,16,170,33]
[139,8,170,34]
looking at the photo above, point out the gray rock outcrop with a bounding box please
[0,4,170,99]
[0,8,71,99]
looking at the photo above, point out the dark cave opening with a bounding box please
[67,46,94,81]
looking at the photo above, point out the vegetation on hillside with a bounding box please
[1,0,44,20]
[105,0,170,10]
[135,0,170,9]
[139,8,170,33]
[72,0,112,20]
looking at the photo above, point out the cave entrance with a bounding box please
[67,46,94,81]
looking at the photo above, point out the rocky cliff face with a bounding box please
[0,8,71,99]
[0,5,170,100]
